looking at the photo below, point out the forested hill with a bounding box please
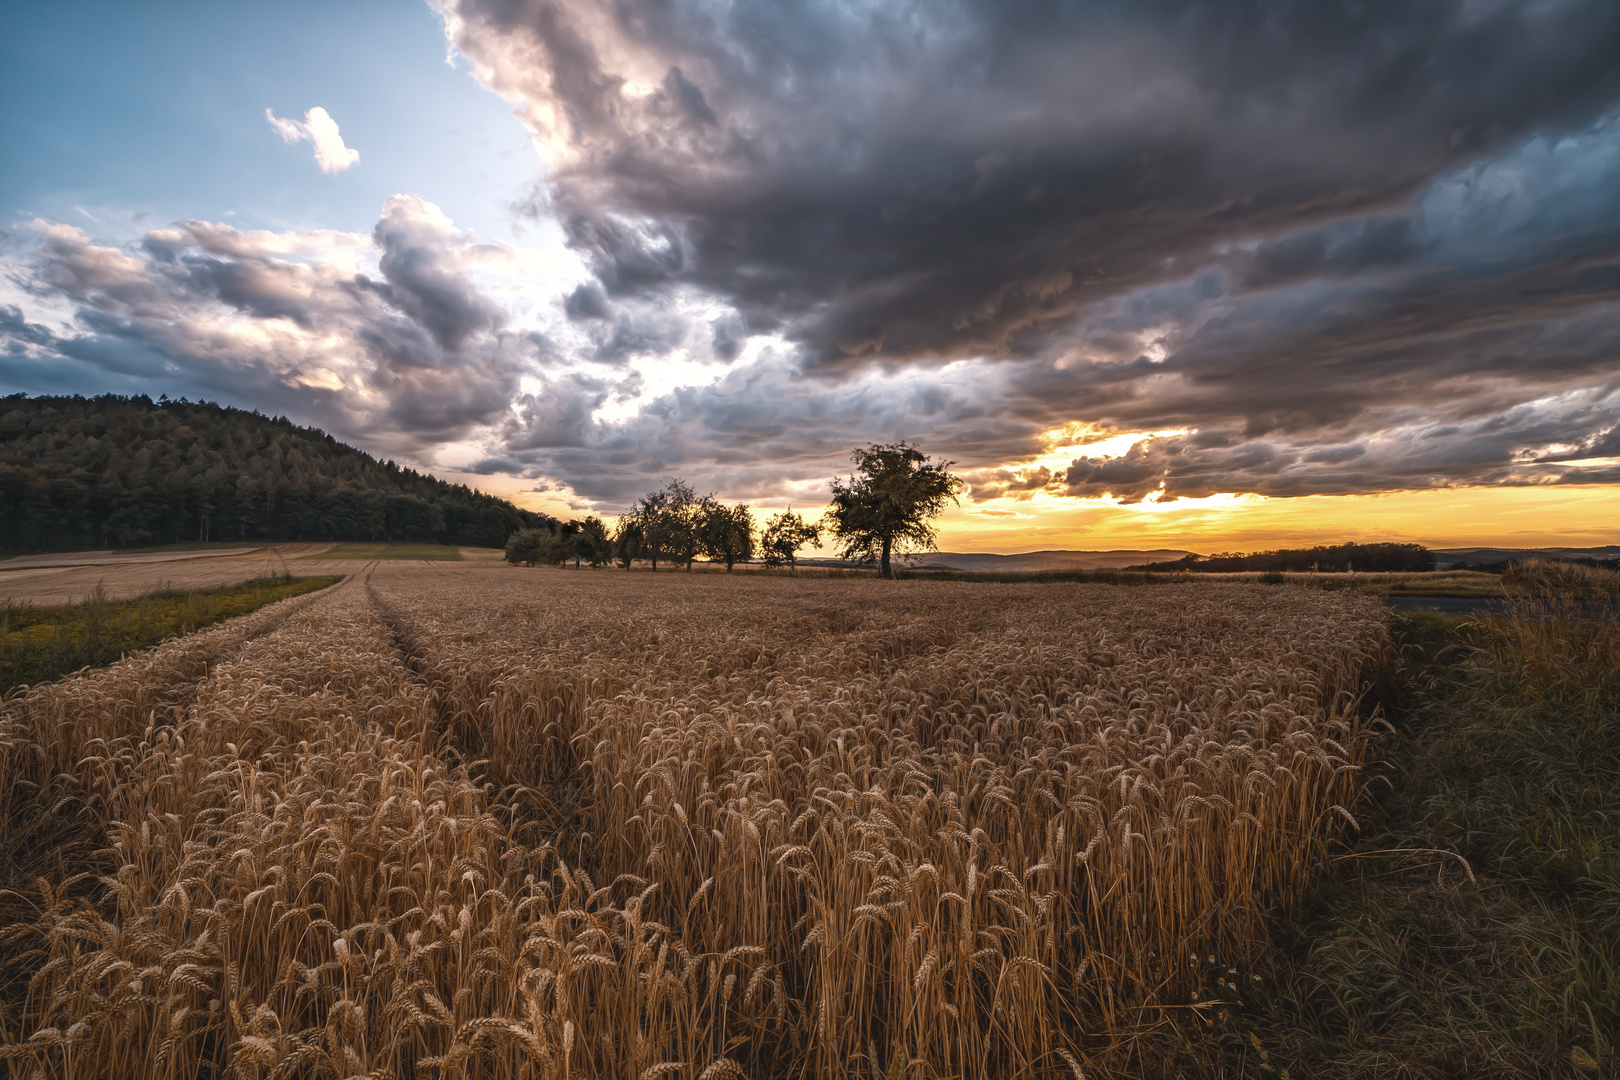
[1,394,557,553]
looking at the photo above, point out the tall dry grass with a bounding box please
[1,567,1389,1078]
[1504,557,1620,601]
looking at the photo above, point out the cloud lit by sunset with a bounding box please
[3,0,1616,551]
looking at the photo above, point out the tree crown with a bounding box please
[761,509,822,568]
[824,443,963,567]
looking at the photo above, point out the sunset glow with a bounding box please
[3,1,1616,554]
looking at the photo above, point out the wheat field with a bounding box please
[0,566,1389,1078]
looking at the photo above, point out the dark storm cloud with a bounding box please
[991,116,1620,455]
[0,305,57,351]
[587,310,689,366]
[485,349,1033,506]
[0,203,527,456]
[563,280,609,320]
[502,371,614,450]
[421,0,1620,504]
[537,119,1620,506]
[6,1,1620,510]
[445,0,1620,363]
[370,197,506,350]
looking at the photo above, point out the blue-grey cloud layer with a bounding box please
[450,0,1620,499]
[5,0,1619,506]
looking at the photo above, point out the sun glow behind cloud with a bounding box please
[938,420,1620,551]
[6,0,1620,555]
[941,483,1620,553]
[1026,423,1193,474]
[468,480,1620,556]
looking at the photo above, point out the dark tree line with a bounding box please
[1132,543,1437,574]
[507,444,965,578]
[508,480,766,572]
[1,394,556,553]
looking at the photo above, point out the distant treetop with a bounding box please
[1130,543,1435,574]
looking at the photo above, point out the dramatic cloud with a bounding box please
[441,0,1620,358]
[2,198,523,460]
[426,0,1620,503]
[265,106,360,173]
[6,1,1620,515]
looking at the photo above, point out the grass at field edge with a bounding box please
[1184,606,1620,1079]
[1,575,342,697]
[301,542,466,560]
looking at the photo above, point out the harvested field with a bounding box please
[0,545,336,608]
[0,545,505,607]
[0,566,1390,1078]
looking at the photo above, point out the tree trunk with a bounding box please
[880,535,892,579]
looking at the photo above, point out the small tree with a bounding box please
[558,519,581,565]
[534,528,570,566]
[760,509,821,574]
[622,479,699,571]
[504,525,568,566]
[504,527,544,565]
[824,443,963,579]
[698,500,755,572]
[573,515,611,567]
[613,514,645,569]
[647,479,700,571]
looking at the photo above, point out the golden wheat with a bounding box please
[0,566,1389,1078]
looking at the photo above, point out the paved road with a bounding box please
[1383,595,1505,616]
[1385,595,1616,617]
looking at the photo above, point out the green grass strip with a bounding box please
[307,542,464,560]
[1,575,340,696]
[1221,605,1620,1078]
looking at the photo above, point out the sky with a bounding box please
[3,0,1618,552]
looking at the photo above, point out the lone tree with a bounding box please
[698,499,755,572]
[825,443,963,579]
[760,509,821,574]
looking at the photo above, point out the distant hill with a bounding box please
[0,394,556,553]
[910,549,1195,572]
[1435,546,1620,569]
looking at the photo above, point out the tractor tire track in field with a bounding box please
[361,564,454,751]
[0,573,356,1031]
[0,573,350,877]
[2,568,1394,1080]
[362,565,592,854]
